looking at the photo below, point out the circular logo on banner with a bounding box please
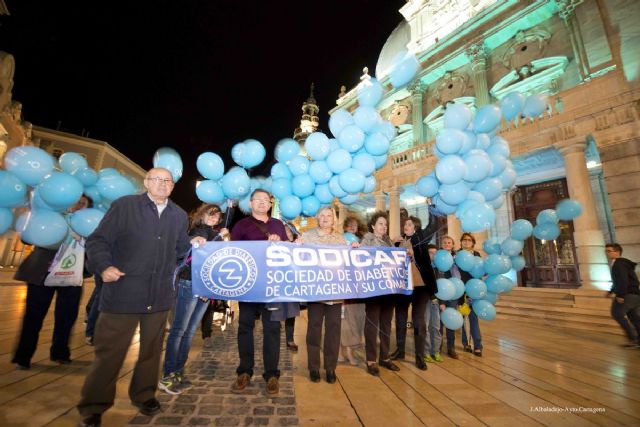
[201,246,258,298]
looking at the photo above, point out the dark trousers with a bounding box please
[364,296,394,363]
[611,294,640,342]
[77,310,168,416]
[201,303,214,339]
[12,283,82,366]
[285,317,295,343]
[237,302,281,380]
[393,287,429,358]
[85,277,103,338]
[306,303,342,371]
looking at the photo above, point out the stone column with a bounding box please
[558,2,589,80]
[557,141,610,290]
[375,191,386,212]
[408,81,427,146]
[467,42,490,107]
[388,190,401,239]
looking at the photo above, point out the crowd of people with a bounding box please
[9,166,639,427]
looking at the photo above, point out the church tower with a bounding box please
[293,83,319,152]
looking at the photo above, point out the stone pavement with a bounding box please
[125,321,298,427]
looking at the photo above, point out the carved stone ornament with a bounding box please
[435,71,469,106]
[501,28,552,71]
[0,51,16,113]
[387,102,412,127]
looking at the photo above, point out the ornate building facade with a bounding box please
[293,83,320,153]
[331,0,640,293]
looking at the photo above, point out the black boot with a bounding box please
[389,348,405,360]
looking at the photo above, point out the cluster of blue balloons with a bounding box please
[415,92,546,232]
[0,146,140,247]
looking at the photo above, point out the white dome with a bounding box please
[375,20,411,80]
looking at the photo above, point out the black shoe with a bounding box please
[309,370,321,383]
[15,363,30,370]
[132,398,161,416]
[287,342,299,352]
[415,357,428,371]
[326,370,337,384]
[463,345,473,353]
[389,348,405,360]
[51,358,72,365]
[473,348,483,357]
[379,360,400,372]
[366,363,380,376]
[79,414,101,427]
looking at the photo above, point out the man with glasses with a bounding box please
[78,168,206,427]
[230,189,298,396]
[605,243,640,348]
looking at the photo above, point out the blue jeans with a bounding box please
[163,280,209,376]
[461,308,482,350]
[424,299,442,355]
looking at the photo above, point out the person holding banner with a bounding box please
[300,206,347,384]
[12,195,92,370]
[361,211,400,376]
[230,189,299,396]
[158,204,229,395]
[78,168,205,427]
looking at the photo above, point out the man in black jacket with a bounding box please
[605,243,640,348]
[77,168,205,427]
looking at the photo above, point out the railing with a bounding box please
[391,144,431,169]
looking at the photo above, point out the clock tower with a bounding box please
[293,83,319,153]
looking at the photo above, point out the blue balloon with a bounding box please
[288,155,310,176]
[352,153,376,176]
[305,132,331,161]
[98,168,119,178]
[32,187,65,212]
[465,278,488,300]
[435,128,466,155]
[241,139,266,168]
[434,249,454,272]
[556,199,583,221]
[498,166,517,189]
[463,149,492,183]
[329,176,348,198]
[0,170,27,208]
[482,291,499,304]
[459,131,477,155]
[501,237,524,256]
[238,194,252,214]
[314,183,334,204]
[39,172,84,209]
[371,121,397,141]
[473,105,502,133]
[373,154,388,170]
[486,137,510,158]
[436,155,466,184]
[292,174,315,198]
[59,152,88,174]
[482,237,502,255]
[84,186,102,204]
[275,138,300,163]
[439,181,470,206]
[511,219,533,240]
[357,78,383,107]
[484,254,505,275]
[485,275,513,294]
[363,176,377,194]
[4,146,55,186]
[488,152,507,177]
[470,255,486,279]
[533,223,561,240]
[364,132,390,156]
[389,51,420,88]
[95,200,111,213]
[473,177,502,201]
[153,147,183,182]
[510,255,526,271]
[441,307,463,330]
[301,195,321,217]
[96,174,136,201]
[454,250,475,272]
[71,167,98,187]
[472,300,496,320]
[475,133,491,150]
[343,232,359,244]
[339,194,359,205]
[339,168,366,194]
[271,162,292,180]
[536,209,558,225]
[353,106,381,133]
[523,94,548,118]
[326,149,352,174]
[338,125,366,153]
[328,109,355,139]
[444,103,472,130]
[70,208,105,237]
[500,92,526,121]
[196,180,225,204]
[450,277,466,300]
[221,167,251,199]
[0,207,12,234]
[432,195,458,215]
[19,210,69,247]
[487,193,506,209]
[416,174,439,197]
[280,195,302,220]
[197,152,225,180]
[435,278,456,300]
[309,161,333,184]
[460,202,496,232]
[271,178,292,199]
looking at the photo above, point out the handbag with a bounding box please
[44,239,85,287]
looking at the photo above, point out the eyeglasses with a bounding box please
[146,177,174,185]
[251,198,272,204]
[461,238,473,242]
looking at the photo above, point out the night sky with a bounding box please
[1,0,405,210]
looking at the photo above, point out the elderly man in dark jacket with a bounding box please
[77,168,205,427]
[605,243,640,348]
